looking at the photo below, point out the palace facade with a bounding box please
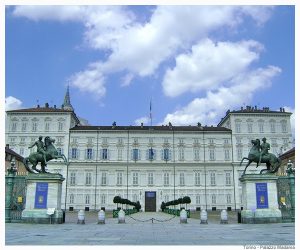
[5,89,293,211]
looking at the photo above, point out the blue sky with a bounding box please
[5,5,295,130]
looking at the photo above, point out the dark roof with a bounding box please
[6,107,72,113]
[70,125,231,132]
[279,147,295,160]
[5,146,24,161]
[218,106,292,126]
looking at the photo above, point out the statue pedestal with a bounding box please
[22,173,65,224]
[239,174,282,224]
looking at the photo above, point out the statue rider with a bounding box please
[28,136,47,164]
[258,137,270,165]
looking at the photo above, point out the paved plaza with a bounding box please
[5,212,295,246]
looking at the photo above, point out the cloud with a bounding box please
[5,96,23,110]
[162,66,281,126]
[11,6,275,99]
[162,39,263,97]
[134,116,150,125]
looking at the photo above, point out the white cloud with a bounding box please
[5,96,23,111]
[11,6,275,99]
[134,116,150,125]
[162,39,263,97]
[162,66,281,126]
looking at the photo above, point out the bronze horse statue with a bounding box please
[23,136,67,173]
[240,139,281,175]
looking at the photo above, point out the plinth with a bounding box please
[22,173,65,224]
[239,174,282,224]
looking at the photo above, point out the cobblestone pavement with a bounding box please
[5,212,295,246]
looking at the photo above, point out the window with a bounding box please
[163,148,170,161]
[226,194,231,204]
[148,148,155,160]
[100,194,106,204]
[196,195,201,205]
[117,172,122,186]
[20,148,24,156]
[71,148,78,159]
[179,138,184,144]
[195,172,201,186]
[69,194,74,204]
[70,172,76,185]
[117,148,123,160]
[224,149,230,160]
[21,122,27,132]
[235,122,241,133]
[148,172,154,185]
[133,172,139,186]
[101,172,107,185]
[236,138,242,144]
[85,195,90,205]
[118,138,123,144]
[164,172,169,186]
[210,172,216,186]
[281,120,287,133]
[102,149,108,160]
[164,195,169,202]
[194,138,199,144]
[102,138,108,144]
[163,138,169,144]
[179,173,185,186]
[86,148,93,160]
[178,148,184,161]
[86,172,92,185]
[209,149,215,161]
[258,121,264,133]
[211,194,216,204]
[133,194,138,202]
[209,139,214,144]
[58,122,63,131]
[270,121,276,133]
[237,147,243,160]
[12,122,17,132]
[45,122,50,131]
[194,148,200,161]
[132,149,139,161]
[224,139,229,144]
[225,172,231,185]
[247,123,253,133]
[57,148,63,155]
[32,122,38,132]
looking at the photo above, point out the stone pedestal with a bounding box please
[22,173,65,224]
[239,174,281,224]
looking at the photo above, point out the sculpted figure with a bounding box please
[28,136,47,164]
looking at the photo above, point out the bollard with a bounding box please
[200,210,208,224]
[77,210,85,224]
[118,209,125,224]
[180,209,187,224]
[98,209,105,224]
[220,209,228,224]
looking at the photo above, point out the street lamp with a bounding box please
[286,160,295,222]
[5,157,17,222]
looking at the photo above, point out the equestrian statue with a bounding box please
[240,138,281,175]
[23,136,68,174]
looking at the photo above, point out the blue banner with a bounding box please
[34,182,48,209]
[256,183,268,209]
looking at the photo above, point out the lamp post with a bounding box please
[5,157,17,222]
[286,160,295,222]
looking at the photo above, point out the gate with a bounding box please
[5,175,27,222]
[277,176,293,222]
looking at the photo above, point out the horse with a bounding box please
[240,139,281,175]
[23,136,68,173]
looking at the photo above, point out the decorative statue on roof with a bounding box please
[240,138,281,175]
[24,136,68,174]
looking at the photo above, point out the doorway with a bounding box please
[145,191,156,212]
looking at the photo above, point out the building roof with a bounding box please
[279,147,295,160]
[70,125,232,132]
[6,105,81,124]
[218,106,292,126]
[5,145,24,161]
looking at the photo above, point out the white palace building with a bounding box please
[5,89,293,212]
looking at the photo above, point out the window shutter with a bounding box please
[153,149,156,160]
[169,149,172,161]
[138,149,141,160]
[161,149,164,160]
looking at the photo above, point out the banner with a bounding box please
[34,182,48,209]
[256,182,269,209]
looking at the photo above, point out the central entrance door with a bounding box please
[145,191,156,212]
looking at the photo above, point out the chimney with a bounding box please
[283,108,285,112]
[141,122,144,128]
[241,107,243,110]
[45,103,49,108]
[54,105,57,109]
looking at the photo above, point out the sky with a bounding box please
[5,5,295,132]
